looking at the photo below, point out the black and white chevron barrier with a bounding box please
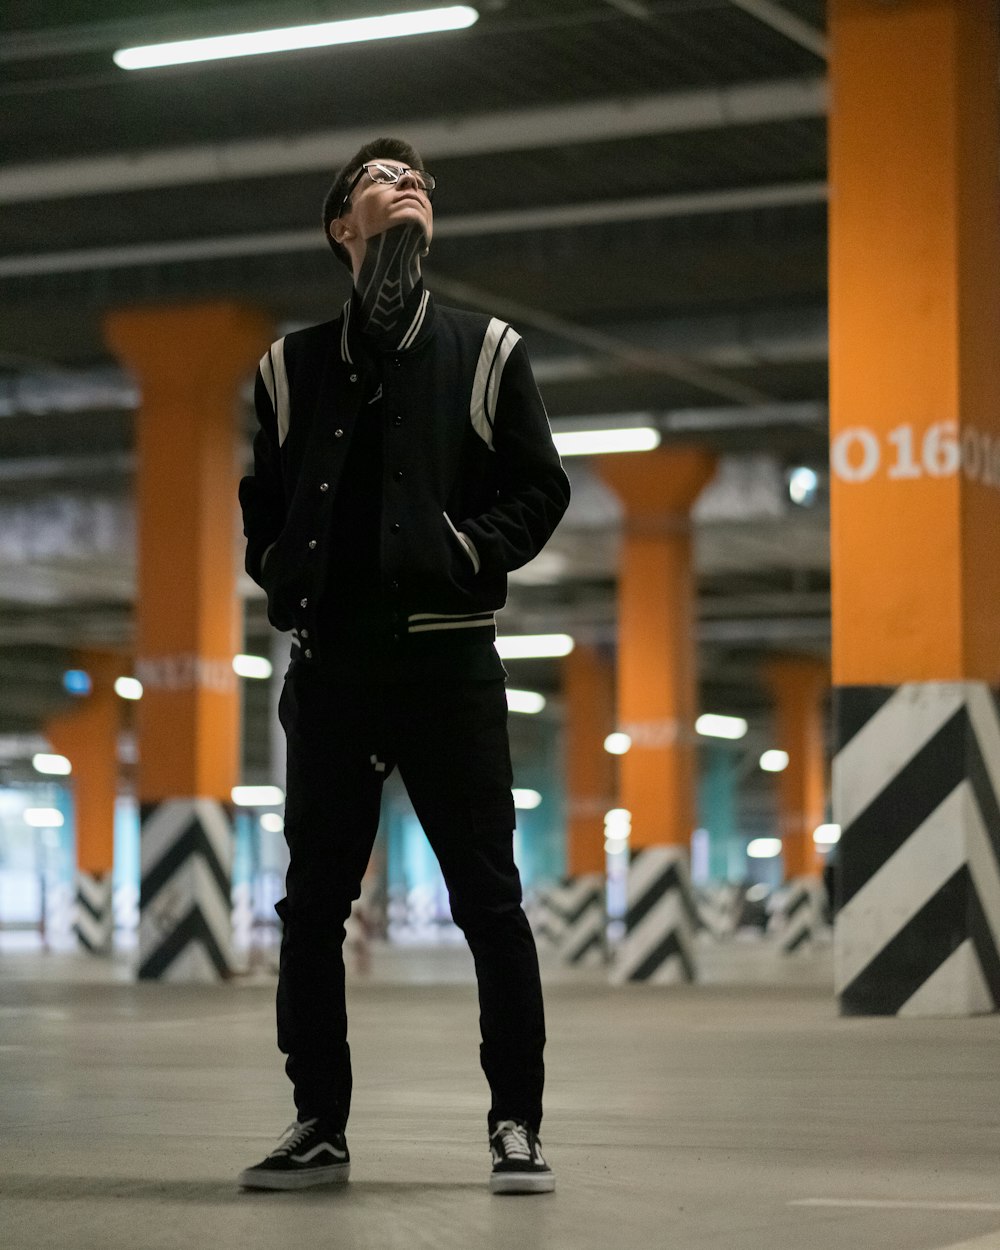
[695,883,741,941]
[767,876,826,954]
[137,798,234,981]
[558,874,607,966]
[527,883,569,953]
[74,871,113,954]
[834,683,1000,1016]
[611,846,699,984]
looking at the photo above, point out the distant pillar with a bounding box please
[46,651,122,954]
[105,302,271,982]
[596,448,717,983]
[563,643,615,877]
[763,656,828,953]
[828,0,1000,1014]
[560,644,615,964]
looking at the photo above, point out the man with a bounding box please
[237,138,570,1195]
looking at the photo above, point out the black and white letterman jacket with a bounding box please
[238,289,571,663]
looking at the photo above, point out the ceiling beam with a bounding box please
[0,181,826,279]
[728,0,827,59]
[0,77,825,204]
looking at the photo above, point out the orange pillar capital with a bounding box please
[595,447,718,850]
[103,301,272,802]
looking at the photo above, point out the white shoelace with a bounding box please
[269,1118,318,1157]
[493,1119,532,1161]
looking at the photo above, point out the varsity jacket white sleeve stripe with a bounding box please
[470,318,521,451]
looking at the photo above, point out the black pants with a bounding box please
[275,668,546,1134]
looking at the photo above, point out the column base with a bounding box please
[74,871,113,955]
[768,876,827,954]
[558,873,607,966]
[611,846,698,984]
[137,798,234,982]
[834,683,1000,1016]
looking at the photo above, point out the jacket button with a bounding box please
[319,482,329,492]
[300,629,309,639]
[308,539,317,549]
[300,598,308,608]
[393,469,403,481]
[304,649,313,659]
[334,428,344,438]
[393,358,402,369]
[392,415,402,426]
[391,579,400,590]
[349,373,358,383]
[390,522,401,533]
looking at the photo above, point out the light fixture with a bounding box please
[813,823,842,846]
[113,6,479,70]
[495,634,575,660]
[506,688,546,714]
[231,785,285,807]
[62,669,92,696]
[604,807,631,853]
[747,837,782,858]
[512,788,542,810]
[603,732,632,756]
[695,713,748,741]
[115,676,143,700]
[787,465,819,506]
[24,808,65,828]
[553,428,661,457]
[233,654,273,680]
[759,749,790,773]
[32,753,72,776]
[260,813,284,833]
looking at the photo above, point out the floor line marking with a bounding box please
[790,1199,1000,1213]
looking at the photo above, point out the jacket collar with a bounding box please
[339,283,436,365]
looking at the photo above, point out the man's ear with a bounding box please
[330,220,353,245]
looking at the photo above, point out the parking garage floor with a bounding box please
[2,941,999,1250]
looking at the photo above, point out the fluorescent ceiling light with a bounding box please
[115,676,143,700]
[747,837,782,859]
[813,823,841,846]
[604,808,631,836]
[32,752,72,776]
[113,6,479,70]
[495,634,575,660]
[232,785,285,807]
[603,732,632,756]
[260,813,285,833]
[24,807,65,828]
[759,749,790,773]
[513,788,542,810]
[233,654,273,679]
[553,427,661,457]
[696,713,748,741]
[506,688,546,715]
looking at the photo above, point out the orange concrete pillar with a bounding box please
[104,302,271,981]
[563,644,616,878]
[762,657,827,881]
[828,0,1000,1014]
[596,447,717,982]
[46,651,123,954]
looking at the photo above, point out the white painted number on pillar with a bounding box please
[831,427,880,483]
[832,421,983,486]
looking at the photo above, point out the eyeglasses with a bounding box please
[338,162,436,216]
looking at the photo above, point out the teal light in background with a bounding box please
[62,669,92,696]
[697,743,741,883]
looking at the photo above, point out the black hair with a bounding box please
[321,136,426,270]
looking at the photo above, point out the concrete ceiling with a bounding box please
[0,0,831,785]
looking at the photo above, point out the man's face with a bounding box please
[337,158,434,252]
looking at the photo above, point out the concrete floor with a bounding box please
[1,941,999,1250]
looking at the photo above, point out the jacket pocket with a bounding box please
[443,511,480,574]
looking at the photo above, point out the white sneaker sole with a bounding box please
[490,1170,555,1195]
[239,1162,350,1191]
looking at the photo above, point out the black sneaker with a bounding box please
[489,1118,555,1194]
[238,1118,350,1191]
